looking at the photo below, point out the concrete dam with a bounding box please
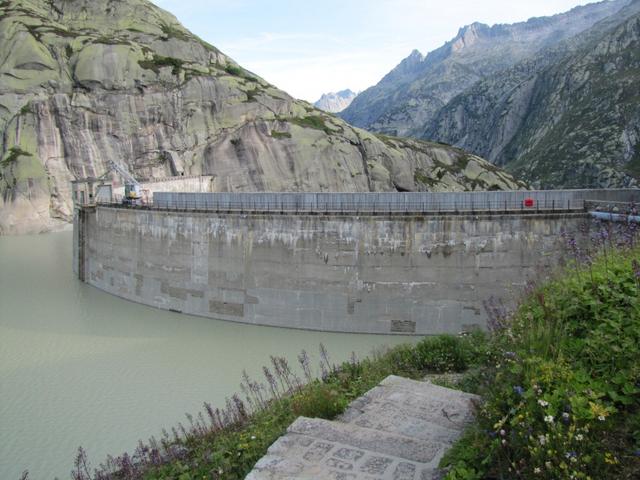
[73,189,639,335]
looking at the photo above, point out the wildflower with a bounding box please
[250,435,256,440]
[545,461,552,469]
[576,434,584,441]
[500,429,506,437]
[598,415,606,422]
[538,399,549,407]
[604,452,618,465]
[534,467,541,474]
[544,415,554,423]
[513,386,525,396]
[632,259,640,281]
[501,439,507,445]
[538,435,547,445]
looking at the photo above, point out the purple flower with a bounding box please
[513,386,525,396]
[632,259,640,281]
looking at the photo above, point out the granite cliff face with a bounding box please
[0,0,522,234]
[314,89,357,113]
[339,0,630,138]
[424,2,640,188]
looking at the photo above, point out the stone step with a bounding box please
[339,375,480,438]
[246,376,479,480]
[246,417,445,480]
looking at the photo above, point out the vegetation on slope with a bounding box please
[441,216,640,479]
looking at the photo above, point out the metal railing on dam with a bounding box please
[149,189,640,214]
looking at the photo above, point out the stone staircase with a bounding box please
[246,375,480,480]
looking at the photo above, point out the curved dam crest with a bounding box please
[72,191,628,335]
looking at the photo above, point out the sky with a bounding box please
[152,0,601,102]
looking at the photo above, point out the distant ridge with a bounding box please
[339,0,640,188]
[314,89,357,112]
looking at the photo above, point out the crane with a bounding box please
[99,160,143,205]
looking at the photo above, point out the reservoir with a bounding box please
[0,231,409,479]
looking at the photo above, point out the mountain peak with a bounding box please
[314,89,357,112]
[451,22,491,52]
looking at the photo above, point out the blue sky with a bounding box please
[152,0,600,102]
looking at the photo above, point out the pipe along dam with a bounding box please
[73,189,639,335]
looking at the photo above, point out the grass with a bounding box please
[138,55,184,75]
[1,146,32,167]
[287,115,333,134]
[414,168,438,187]
[440,217,640,479]
[159,22,191,42]
[224,65,258,82]
[270,130,291,139]
[243,87,261,102]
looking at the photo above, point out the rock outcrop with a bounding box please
[314,89,357,113]
[0,0,522,234]
[424,2,640,188]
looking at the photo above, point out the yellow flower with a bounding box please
[588,402,608,419]
[604,452,618,465]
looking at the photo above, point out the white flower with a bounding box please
[544,415,554,423]
[562,412,570,420]
[538,399,549,407]
[500,429,506,437]
[576,434,584,441]
[534,467,541,474]
[598,415,606,421]
[250,435,256,440]
[538,435,547,445]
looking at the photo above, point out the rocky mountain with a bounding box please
[314,89,357,113]
[424,0,640,188]
[340,0,630,138]
[0,0,522,234]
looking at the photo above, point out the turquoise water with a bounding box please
[0,231,410,479]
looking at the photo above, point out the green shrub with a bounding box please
[288,115,332,134]
[2,146,32,166]
[291,381,349,419]
[270,130,291,139]
[416,335,469,373]
[138,55,184,75]
[225,64,243,76]
[159,22,191,42]
[442,246,640,480]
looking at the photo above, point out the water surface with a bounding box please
[0,231,411,479]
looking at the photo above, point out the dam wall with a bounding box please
[74,205,593,335]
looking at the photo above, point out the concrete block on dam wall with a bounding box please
[78,207,588,335]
